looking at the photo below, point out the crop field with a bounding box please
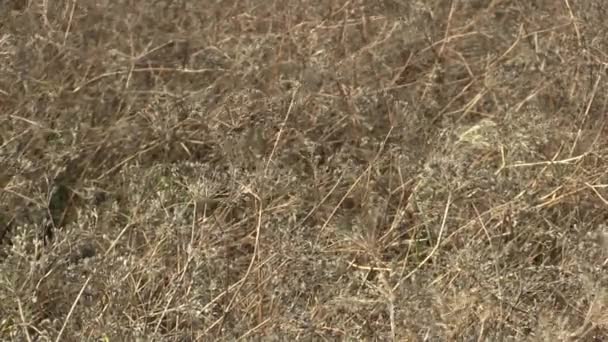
[1,0,608,340]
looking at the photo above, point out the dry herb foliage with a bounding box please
[1,0,608,340]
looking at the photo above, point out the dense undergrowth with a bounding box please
[1,0,608,340]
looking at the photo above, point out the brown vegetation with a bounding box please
[1,0,608,340]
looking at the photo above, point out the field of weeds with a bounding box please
[1,1,608,340]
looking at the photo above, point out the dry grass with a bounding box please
[1,0,608,340]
